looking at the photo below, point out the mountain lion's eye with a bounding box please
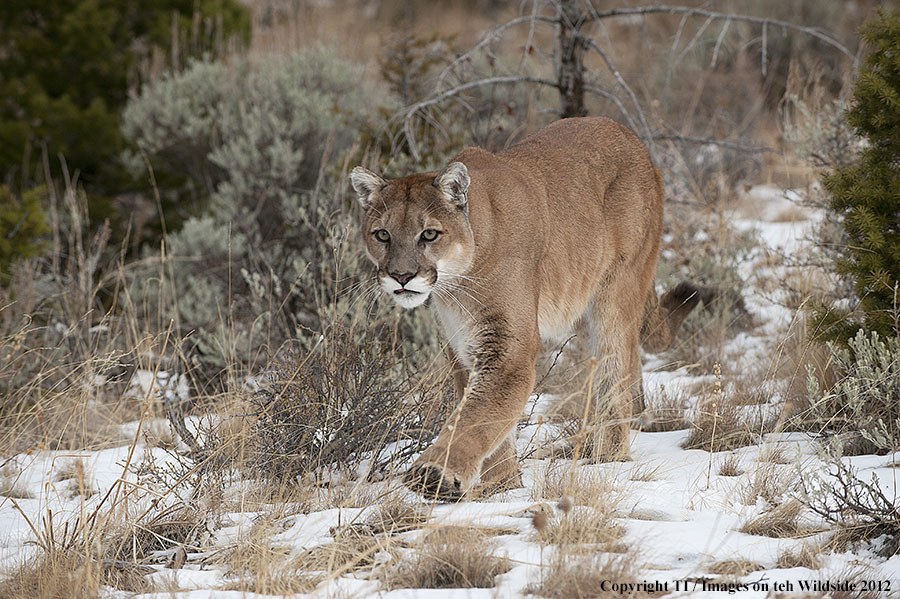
[421,229,440,242]
[374,229,390,243]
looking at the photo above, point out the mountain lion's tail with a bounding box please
[640,282,711,353]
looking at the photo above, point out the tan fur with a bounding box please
[350,117,699,500]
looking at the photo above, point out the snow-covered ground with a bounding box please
[3,185,900,598]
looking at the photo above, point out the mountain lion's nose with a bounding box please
[391,272,415,286]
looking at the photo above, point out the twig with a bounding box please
[435,14,556,92]
[403,76,558,161]
[584,39,654,157]
[710,19,730,68]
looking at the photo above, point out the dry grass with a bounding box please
[528,551,649,599]
[707,559,764,576]
[53,460,96,498]
[295,525,384,575]
[739,501,820,539]
[0,506,156,599]
[682,386,761,453]
[639,384,689,432]
[217,514,321,595]
[533,462,615,506]
[776,542,823,570]
[536,505,627,551]
[111,503,209,564]
[758,445,791,464]
[740,461,799,506]
[361,492,429,535]
[776,318,841,424]
[382,526,511,589]
[0,548,151,599]
[628,462,662,482]
[718,453,744,477]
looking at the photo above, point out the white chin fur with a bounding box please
[380,276,431,309]
[391,290,430,309]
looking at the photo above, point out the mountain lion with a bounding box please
[350,117,700,500]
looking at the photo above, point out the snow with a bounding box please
[3,185,899,597]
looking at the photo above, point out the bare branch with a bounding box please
[710,18,730,68]
[403,75,558,160]
[518,0,542,72]
[583,85,641,137]
[584,39,654,157]
[582,4,858,66]
[435,14,555,92]
[676,15,714,64]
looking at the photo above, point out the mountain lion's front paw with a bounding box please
[404,462,466,502]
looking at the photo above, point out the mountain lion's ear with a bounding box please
[349,166,386,210]
[434,162,470,210]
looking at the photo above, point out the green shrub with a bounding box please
[0,186,49,278]
[0,0,249,244]
[815,9,900,341]
[800,329,900,455]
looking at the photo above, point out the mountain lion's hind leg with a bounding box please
[585,287,645,462]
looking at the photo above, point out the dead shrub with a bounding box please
[382,526,511,589]
[247,323,453,483]
[800,457,900,558]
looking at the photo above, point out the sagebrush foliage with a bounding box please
[817,9,900,341]
[124,48,372,371]
[801,329,900,455]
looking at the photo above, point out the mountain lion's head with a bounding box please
[350,162,475,309]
